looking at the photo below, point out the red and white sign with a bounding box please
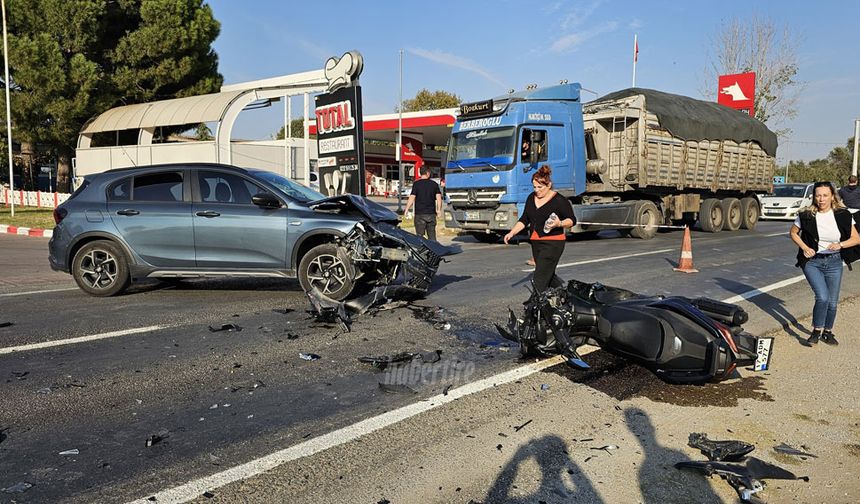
[717,72,755,117]
[314,100,355,134]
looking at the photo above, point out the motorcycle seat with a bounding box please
[598,304,667,360]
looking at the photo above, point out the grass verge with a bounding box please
[0,206,56,230]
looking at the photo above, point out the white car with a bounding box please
[759,183,813,220]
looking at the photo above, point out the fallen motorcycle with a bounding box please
[497,279,771,384]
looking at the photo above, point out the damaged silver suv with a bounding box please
[49,163,455,300]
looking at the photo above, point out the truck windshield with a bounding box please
[770,185,808,198]
[449,127,516,162]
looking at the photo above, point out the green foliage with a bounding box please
[2,0,222,190]
[399,89,461,112]
[275,118,312,140]
[194,123,213,141]
[783,138,857,184]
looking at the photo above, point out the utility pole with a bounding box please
[2,0,14,217]
[397,49,403,214]
[853,119,859,177]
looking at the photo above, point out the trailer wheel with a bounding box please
[699,198,724,233]
[739,197,759,230]
[628,200,660,240]
[720,198,742,231]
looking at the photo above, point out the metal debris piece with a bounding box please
[774,443,818,458]
[299,352,321,361]
[689,432,755,461]
[208,323,242,332]
[59,449,80,455]
[676,457,808,503]
[514,419,533,432]
[2,482,33,494]
[378,382,416,394]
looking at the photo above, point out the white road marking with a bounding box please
[0,287,78,298]
[0,325,168,355]
[764,231,788,237]
[522,248,674,272]
[129,270,813,503]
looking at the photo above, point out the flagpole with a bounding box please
[631,34,638,88]
[2,0,14,217]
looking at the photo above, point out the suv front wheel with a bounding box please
[72,240,131,296]
[298,243,355,301]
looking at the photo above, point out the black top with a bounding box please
[838,185,860,209]
[795,208,860,268]
[517,192,576,238]
[410,178,441,215]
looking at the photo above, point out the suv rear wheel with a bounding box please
[298,243,355,301]
[72,240,131,296]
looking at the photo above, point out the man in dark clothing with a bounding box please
[403,166,442,241]
[839,176,860,209]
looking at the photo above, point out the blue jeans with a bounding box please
[802,253,844,329]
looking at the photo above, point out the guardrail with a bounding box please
[2,188,71,209]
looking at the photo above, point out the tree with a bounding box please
[275,118,312,140]
[2,0,222,191]
[783,137,857,184]
[399,89,461,112]
[701,16,803,137]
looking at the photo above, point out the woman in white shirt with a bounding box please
[790,181,860,346]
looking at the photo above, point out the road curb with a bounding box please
[0,223,53,238]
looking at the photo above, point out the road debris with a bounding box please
[229,380,265,393]
[774,443,817,458]
[0,427,7,444]
[145,429,170,447]
[11,371,28,380]
[208,323,242,332]
[378,382,416,394]
[2,482,33,494]
[272,308,295,315]
[0,322,13,328]
[689,432,755,461]
[203,491,215,498]
[540,384,550,391]
[59,449,80,455]
[358,350,443,370]
[590,445,619,454]
[36,387,52,394]
[514,419,533,432]
[299,352,321,361]
[285,332,300,340]
[443,384,453,395]
[676,457,808,503]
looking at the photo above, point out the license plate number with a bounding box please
[754,337,774,371]
[465,211,480,220]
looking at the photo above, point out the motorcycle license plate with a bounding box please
[754,337,774,371]
[465,211,480,220]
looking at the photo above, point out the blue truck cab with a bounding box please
[444,84,586,241]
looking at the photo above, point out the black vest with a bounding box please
[795,208,860,268]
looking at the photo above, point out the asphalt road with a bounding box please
[1,221,859,503]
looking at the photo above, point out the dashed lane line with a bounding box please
[522,249,674,272]
[0,325,169,355]
[0,287,78,297]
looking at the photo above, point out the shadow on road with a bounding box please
[713,276,810,344]
[624,407,722,504]
[427,273,472,294]
[485,434,603,504]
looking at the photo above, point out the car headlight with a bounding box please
[444,211,453,221]
[790,201,802,208]
[494,211,509,222]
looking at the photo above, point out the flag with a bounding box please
[634,36,639,63]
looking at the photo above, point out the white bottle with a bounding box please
[544,212,558,234]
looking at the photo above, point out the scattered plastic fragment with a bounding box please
[514,419,533,432]
[443,384,453,395]
[676,457,809,503]
[591,445,619,454]
[496,444,503,451]
[2,482,33,494]
[540,384,550,391]
[59,449,79,455]
[774,443,817,458]
[145,429,170,447]
[0,427,7,444]
[377,499,391,504]
[203,491,215,498]
[689,432,755,461]
[11,371,28,380]
[0,322,13,328]
[285,333,300,340]
[299,352,321,361]
[378,382,416,394]
[209,404,218,410]
[36,387,52,394]
[358,352,416,370]
[208,323,242,332]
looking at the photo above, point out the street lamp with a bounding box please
[396,49,403,214]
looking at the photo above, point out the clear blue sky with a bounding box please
[208,0,859,164]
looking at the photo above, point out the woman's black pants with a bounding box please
[530,240,566,292]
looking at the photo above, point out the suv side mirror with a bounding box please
[252,192,281,209]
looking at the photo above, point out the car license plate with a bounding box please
[754,337,774,371]
[465,211,480,220]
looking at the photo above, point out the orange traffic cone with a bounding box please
[673,226,698,273]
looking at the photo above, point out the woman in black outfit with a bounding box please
[504,165,575,291]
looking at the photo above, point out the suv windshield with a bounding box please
[249,170,324,203]
[449,127,516,163]
[770,184,808,198]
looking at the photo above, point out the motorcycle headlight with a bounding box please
[494,211,509,222]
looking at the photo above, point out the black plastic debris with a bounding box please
[2,482,33,494]
[676,457,808,503]
[0,322,13,328]
[496,444,503,451]
[286,332,300,340]
[145,429,170,447]
[443,384,453,395]
[774,443,818,458]
[514,419,533,432]
[208,323,242,332]
[11,371,28,380]
[358,352,416,370]
[378,382,416,394]
[377,499,391,504]
[203,491,215,498]
[0,427,7,444]
[299,352,321,361]
[421,350,442,363]
[689,432,755,461]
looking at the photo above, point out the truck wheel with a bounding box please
[739,197,759,230]
[470,232,502,244]
[699,198,724,233]
[720,198,742,231]
[72,240,131,297]
[298,243,355,301]
[628,200,659,240]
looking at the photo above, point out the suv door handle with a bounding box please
[196,210,221,218]
[116,209,139,216]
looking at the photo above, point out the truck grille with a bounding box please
[447,188,505,204]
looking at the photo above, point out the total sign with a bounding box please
[315,85,366,197]
[717,72,755,117]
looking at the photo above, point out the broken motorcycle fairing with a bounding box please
[497,279,764,384]
[307,195,460,327]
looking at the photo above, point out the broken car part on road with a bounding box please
[497,279,769,384]
[689,432,756,461]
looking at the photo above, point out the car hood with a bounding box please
[308,194,399,223]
